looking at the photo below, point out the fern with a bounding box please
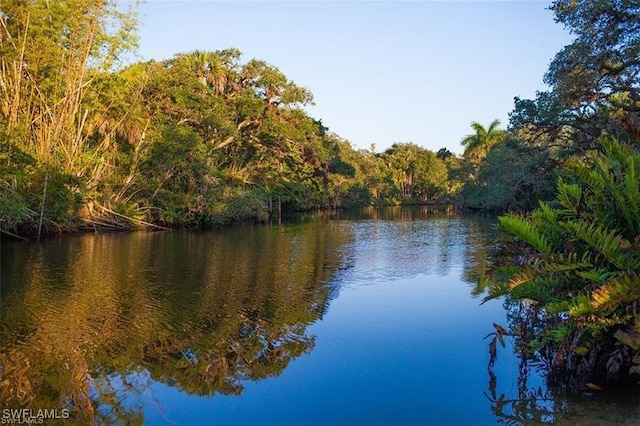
[482,281,511,303]
[623,168,640,234]
[590,272,640,311]
[577,268,616,284]
[556,179,582,217]
[499,214,551,254]
[568,294,597,318]
[507,269,538,289]
[532,201,558,223]
[566,220,628,269]
[485,135,640,386]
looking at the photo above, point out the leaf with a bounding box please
[488,338,497,366]
[573,346,589,356]
[567,220,629,269]
[499,214,552,253]
[493,323,507,334]
[586,382,602,391]
[614,329,640,350]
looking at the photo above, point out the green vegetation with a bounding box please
[1,0,638,393]
[477,0,640,391]
[0,1,455,238]
[458,0,640,212]
[486,136,640,390]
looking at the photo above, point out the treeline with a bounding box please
[457,1,640,212]
[476,1,640,392]
[0,1,462,237]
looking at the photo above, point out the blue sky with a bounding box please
[135,1,573,154]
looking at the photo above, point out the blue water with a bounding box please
[143,278,522,425]
[139,214,538,424]
[2,209,638,425]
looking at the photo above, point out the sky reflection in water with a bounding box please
[1,208,638,424]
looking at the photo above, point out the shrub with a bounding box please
[486,136,640,390]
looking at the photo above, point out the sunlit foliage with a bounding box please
[486,136,640,390]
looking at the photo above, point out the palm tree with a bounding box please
[460,119,507,161]
[185,50,227,95]
[436,147,453,160]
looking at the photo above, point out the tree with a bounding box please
[436,148,453,160]
[185,50,228,95]
[122,49,352,222]
[460,120,507,161]
[377,143,448,203]
[509,0,640,150]
[462,128,565,211]
[0,0,139,231]
[549,0,640,115]
[0,0,138,167]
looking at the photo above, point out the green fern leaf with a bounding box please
[567,220,628,269]
[499,214,551,254]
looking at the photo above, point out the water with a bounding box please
[1,207,638,425]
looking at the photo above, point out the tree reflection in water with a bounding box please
[4,211,635,425]
[485,330,558,425]
[483,298,640,425]
[0,221,349,424]
[464,219,557,424]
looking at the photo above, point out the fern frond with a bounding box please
[546,299,571,315]
[591,272,640,311]
[510,277,558,303]
[494,265,524,276]
[567,220,629,269]
[508,269,539,290]
[556,179,582,217]
[577,138,640,236]
[482,281,510,304]
[549,324,573,344]
[568,294,596,318]
[499,214,551,254]
[623,166,640,234]
[532,201,558,223]
[577,268,616,284]
[591,282,617,311]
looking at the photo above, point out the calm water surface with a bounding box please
[1,208,638,425]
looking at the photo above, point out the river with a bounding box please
[1,207,638,424]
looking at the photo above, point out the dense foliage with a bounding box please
[0,1,454,237]
[486,136,640,390]
[457,0,640,212]
[1,0,639,397]
[480,0,640,391]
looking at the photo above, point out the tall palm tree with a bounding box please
[460,119,507,160]
[186,50,227,95]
